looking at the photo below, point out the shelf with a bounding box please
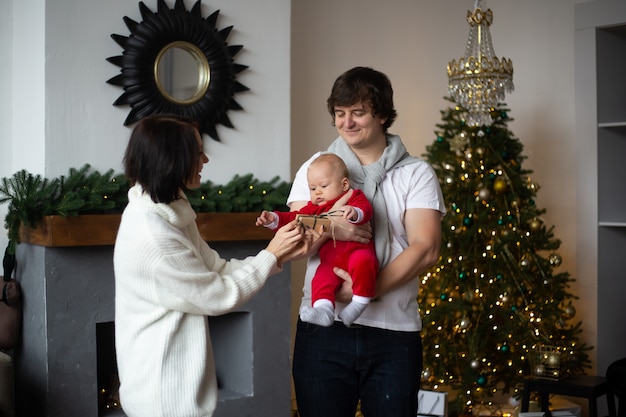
[597,25,626,123]
[18,212,273,247]
[599,221,626,227]
[597,127,626,220]
[577,1,626,374]
[598,122,626,128]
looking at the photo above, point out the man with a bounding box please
[290,67,446,417]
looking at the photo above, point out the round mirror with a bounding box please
[106,0,249,141]
[155,41,210,105]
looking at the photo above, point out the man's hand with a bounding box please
[326,217,372,244]
[331,189,353,209]
[334,267,353,303]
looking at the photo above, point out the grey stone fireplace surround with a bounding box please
[14,238,292,417]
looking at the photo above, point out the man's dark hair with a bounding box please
[123,114,200,204]
[327,66,397,132]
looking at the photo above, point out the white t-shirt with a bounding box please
[288,150,446,331]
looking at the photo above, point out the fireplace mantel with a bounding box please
[14,212,291,417]
[18,212,273,247]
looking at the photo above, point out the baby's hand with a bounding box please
[340,205,358,222]
[256,211,273,226]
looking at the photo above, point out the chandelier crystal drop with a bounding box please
[447,0,514,126]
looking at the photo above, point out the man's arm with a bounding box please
[288,201,308,212]
[375,208,441,296]
[334,207,442,302]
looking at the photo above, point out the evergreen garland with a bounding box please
[0,164,292,253]
[187,174,292,213]
[0,165,128,253]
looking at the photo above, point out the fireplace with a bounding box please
[95,312,258,416]
[14,216,292,417]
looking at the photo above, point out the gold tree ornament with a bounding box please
[449,132,469,152]
[493,177,507,193]
[447,0,514,126]
[549,253,562,266]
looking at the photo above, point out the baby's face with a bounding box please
[307,161,347,205]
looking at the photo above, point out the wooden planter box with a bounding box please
[18,212,273,247]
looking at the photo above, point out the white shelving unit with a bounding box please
[576,0,626,375]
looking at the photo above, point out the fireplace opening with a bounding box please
[209,311,254,399]
[96,312,253,415]
[96,322,123,416]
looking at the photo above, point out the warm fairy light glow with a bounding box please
[419,66,589,414]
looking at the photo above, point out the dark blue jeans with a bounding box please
[292,319,422,417]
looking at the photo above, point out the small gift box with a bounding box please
[296,214,331,233]
[532,345,561,380]
[417,389,448,417]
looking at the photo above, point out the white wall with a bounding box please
[0,0,13,241]
[291,0,598,371]
[1,0,48,258]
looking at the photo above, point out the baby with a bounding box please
[256,153,378,327]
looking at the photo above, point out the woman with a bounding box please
[113,114,307,417]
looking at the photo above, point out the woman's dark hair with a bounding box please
[327,66,397,132]
[123,114,200,204]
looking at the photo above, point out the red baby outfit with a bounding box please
[272,189,378,306]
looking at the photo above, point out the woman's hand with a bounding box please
[265,220,314,266]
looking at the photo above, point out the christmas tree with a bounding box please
[419,99,591,416]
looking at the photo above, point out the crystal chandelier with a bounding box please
[447,0,514,126]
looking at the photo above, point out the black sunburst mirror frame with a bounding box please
[106,0,249,141]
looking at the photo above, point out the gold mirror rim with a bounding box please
[154,41,211,105]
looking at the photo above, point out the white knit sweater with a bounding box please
[113,185,279,417]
